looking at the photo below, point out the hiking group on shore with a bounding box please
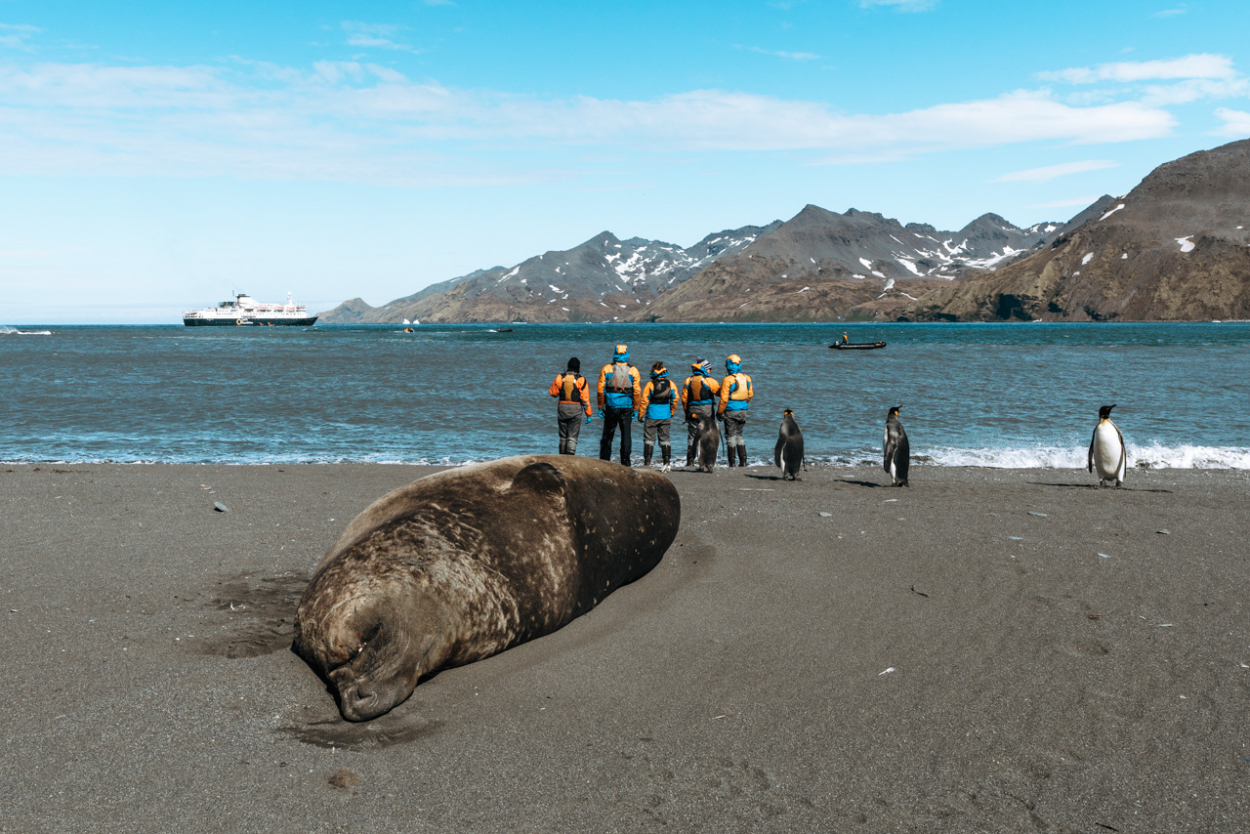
[548,343,753,470]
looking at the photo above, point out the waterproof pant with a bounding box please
[685,402,715,464]
[599,407,634,465]
[557,402,584,454]
[723,411,748,465]
[643,418,671,466]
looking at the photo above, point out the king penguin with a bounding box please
[1088,404,1127,488]
[775,409,805,481]
[883,406,910,487]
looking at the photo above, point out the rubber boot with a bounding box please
[685,444,695,468]
[737,446,748,468]
[643,443,653,468]
[727,449,736,468]
[661,445,671,473]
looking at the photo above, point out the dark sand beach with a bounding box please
[2,462,1248,832]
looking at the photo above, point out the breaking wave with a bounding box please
[805,443,1250,470]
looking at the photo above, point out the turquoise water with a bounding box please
[1,322,1247,467]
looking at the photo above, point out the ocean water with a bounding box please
[2,322,1248,468]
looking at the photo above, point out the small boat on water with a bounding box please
[183,292,317,327]
[829,339,887,350]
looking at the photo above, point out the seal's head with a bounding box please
[294,565,453,721]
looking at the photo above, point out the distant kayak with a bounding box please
[830,340,887,350]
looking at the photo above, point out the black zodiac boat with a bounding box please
[829,340,887,350]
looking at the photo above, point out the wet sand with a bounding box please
[1,462,1248,832]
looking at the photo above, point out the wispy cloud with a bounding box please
[741,45,821,61]
[1152,7,1186,17]
[858,0,939,11]
[993,160,1120,183]
[0,60,1178,186]
[1040,53,1235,84]
[1213,107,1250,137]
[0,23,41,50]
[341,22,420,53]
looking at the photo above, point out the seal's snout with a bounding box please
[336,680,381,722]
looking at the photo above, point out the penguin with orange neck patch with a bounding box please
[883,406,910,487]
[1088,404,1127,488]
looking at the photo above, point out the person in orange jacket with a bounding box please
[717,353,753,467]
[680,357,721,468]
[597,343,642,466]
[638,361,676,472]
[548,356,592,454]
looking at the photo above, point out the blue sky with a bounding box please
[2,0,1248,322]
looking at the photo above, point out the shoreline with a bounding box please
[3,462,1248,831]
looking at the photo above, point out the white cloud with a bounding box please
[859,0,938,10]
[993,160,1120,183]
[1213,108,1250,137]
[1041,53,1236,84]
[341,21,419,53]
[743,46,821,61]
[1139,77,1250,105]
[0,60,1178,185]
[0,23,41,50]
[1152,7,1186,17]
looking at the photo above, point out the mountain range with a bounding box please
[320,139,1250,324]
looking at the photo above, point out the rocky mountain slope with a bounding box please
[633,205,1068,322]
[902,140,1250,322]
[319,225,780,323]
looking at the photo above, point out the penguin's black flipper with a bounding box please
[1114,422,1127,484]
[896,431,910,486]
[774,433,784,469]
[883,436,897,475]
[1088,427,1098,473]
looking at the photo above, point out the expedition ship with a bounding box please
[182,292,318,327]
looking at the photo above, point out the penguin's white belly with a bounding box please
[1094,424,1123,479]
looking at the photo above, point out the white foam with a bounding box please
[0,326,51,335]
[919,443,1250,469]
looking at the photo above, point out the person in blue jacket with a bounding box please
[596,344,642,466]
[718,353,754,468]
[638,361,676,472]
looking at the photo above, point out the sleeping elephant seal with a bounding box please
[293,455,680,721]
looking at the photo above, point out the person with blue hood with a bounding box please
[596,343,641,466]
[680,357,721,468]
[717,353,753,467]
[638,361,675,472]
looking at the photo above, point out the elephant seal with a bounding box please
[293,455,681,721]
